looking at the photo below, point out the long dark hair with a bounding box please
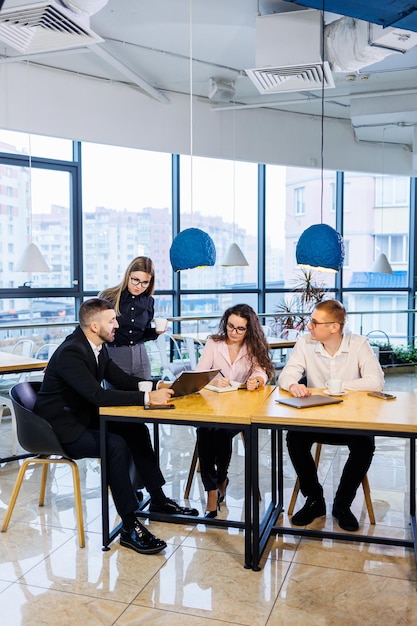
[211,304,274,380]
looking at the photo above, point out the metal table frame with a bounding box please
[251,422,417,571]
[99,412,254,568]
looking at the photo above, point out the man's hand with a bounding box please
[288,383,311,398]
[148,388,175,405]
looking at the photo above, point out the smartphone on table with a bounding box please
[367,391,396,400]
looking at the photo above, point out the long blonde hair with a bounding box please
[98,256,155,316]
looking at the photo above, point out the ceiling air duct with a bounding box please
[0,0,105,54]
[246,9,335,94]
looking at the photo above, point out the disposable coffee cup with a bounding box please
[153,318,167,332]
[138,381,153,393]
[325,379,343,394]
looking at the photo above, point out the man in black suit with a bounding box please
[35,298,198,556]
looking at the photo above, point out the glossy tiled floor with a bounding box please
[1,370,417,625]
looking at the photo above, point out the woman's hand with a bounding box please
[246,376,262,391]
[210,376,231,388]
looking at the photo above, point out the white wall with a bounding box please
[0,62,412,175]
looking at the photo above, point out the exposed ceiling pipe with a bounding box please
[90,45,170,104]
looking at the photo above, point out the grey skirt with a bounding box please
[107,343,151,379]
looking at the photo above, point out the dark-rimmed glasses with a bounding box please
[226,322,247,334]
[130,276,150,288]
[308,318,339,328]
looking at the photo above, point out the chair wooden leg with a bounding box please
[69,460,85,547]
[362,474,375,524]
[1,460,29,532]
[288,443,322,515]
[39,463,49,506]
[184,442,199,499]
[287,442,375,523]
[2,457,85,548]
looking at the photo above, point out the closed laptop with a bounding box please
[275,394,343,409]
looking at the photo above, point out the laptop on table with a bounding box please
[275,394,343,409]
[170,369,221,397]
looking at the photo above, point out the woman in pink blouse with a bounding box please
[196,304,274,517]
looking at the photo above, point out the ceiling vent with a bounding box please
[0,1,104,54]
[246,9,335,94]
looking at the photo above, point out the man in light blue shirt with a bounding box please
[279,299,384,532]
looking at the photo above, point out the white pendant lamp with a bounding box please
[16,62,51,282]
[15,242,51,273]
[370,253,393,274]
[369,128,393,275]
[221,95,248,267]
[222,242,249,266]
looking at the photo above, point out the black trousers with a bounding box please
[63,422,165,518]
[197,427,240,492]
[286,431,375,507]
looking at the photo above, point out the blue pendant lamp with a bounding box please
[170,0,216,272]
[296,224,344,273]
[170,227,216,271]
[295,3,344,274]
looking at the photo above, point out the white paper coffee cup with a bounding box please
[153,318,167,332]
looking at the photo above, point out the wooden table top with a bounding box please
[100,385,275,425]
[0,351,48,374]
[251,388,417,434]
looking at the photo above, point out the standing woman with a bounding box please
[99,256,166,379]
[196,304,274,517]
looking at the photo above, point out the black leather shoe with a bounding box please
[120,521,167,555]
[291,496,326,526]
[332,503,359,531]
[149,497,199,516]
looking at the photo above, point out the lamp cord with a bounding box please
[189,0,193,225]
[320,2,325,224]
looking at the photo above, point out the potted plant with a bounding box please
[272,269,328,335]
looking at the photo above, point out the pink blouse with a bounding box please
[196,338,268,384]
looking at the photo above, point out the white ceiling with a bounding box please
[1,0,417,151]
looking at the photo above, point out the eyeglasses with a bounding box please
[308,318,338,328]
[130,276,150,288]
[226,322,247,334]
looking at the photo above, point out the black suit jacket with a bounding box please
[35,326,153,444]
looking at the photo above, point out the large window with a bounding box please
[178,155,258,309]
[81,142,172,295]
[0,129,416,344]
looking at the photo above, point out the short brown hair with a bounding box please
[79,298,114,329]
[314,299,346,328]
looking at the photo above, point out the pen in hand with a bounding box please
[217,371,231,387]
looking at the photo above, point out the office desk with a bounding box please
[0,352,48,464]
[250,388,417,570]
[100,385,274,568]
[0,352,47,374]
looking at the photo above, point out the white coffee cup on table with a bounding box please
[325,379,343,394]
[153,318,167,332]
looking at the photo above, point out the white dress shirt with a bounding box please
[278,330,384,392]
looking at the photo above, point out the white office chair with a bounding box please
[28,343,59,381]
[182,335,204,370]
[156,333,191,380]
[0,339,35,455]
